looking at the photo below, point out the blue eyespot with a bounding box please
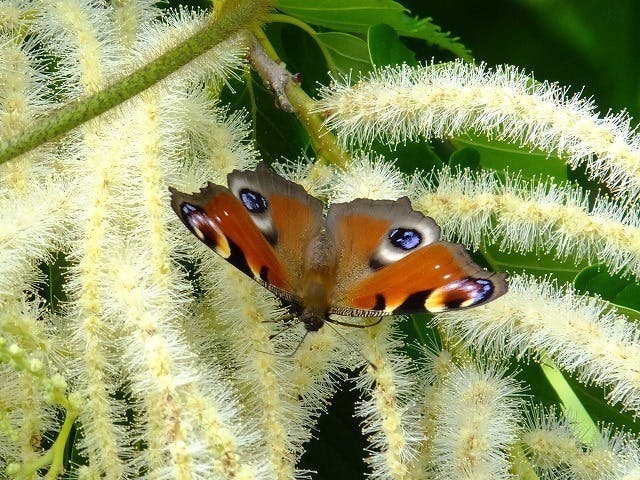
[475,278,493,295]
[181,203,198,216]
[239,188,268,213]
[389,228,421,250]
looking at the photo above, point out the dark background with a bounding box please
[407,0,640,118]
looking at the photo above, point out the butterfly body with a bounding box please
[295,263,334,331]
[170,163,507,332]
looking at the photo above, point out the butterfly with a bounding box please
[169,162,507,332]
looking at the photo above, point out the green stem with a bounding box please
[15,407,79,480]
[509,442,540,480]
[44,407,78,480]
[244,68,258,144]
[284,82,350,167]
[0,0,273,165]
[265,13,338,74]
[251,28,350,167]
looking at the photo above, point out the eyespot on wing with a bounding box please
[335,242,507,315]
[169,184,294,293]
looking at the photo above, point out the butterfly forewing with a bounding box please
[169,184,295,295]
[227,163,324,289]
[170,163,325,305]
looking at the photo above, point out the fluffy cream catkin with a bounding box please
[317,61,640,201]
[201,263,301,480]
[352,320,423,480]
[414,167,640,280]
[0,301,57,472]
[436,274,640,416]
[425,364,521,480]
[53,1,132,472]
[522,406,640,479]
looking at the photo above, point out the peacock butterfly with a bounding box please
[169,162,507,332]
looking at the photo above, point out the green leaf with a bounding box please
[370,139,444,175]
[563,371,640,436]
[269,23,330,94]
[451,135,568,181]
[277,0,472,60]
[448,146,480,170]
[482,246,591,286]
[514,360,562,408]
[36,252,68,313]
[574,264,640,318]
[219,70,309,162]
[316,32,373,76]
[541,363,600,443]
[401,314,439,358]
[367,24,417,67]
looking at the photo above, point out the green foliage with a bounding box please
[452,136,569,181]
[574,264,640,319]
[418,0,640,117]
[277,0,472,60]
[316,32,372,75]
[447,147,480,171]
[367,24,417,67]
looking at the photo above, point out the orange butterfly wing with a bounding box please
[338,242,506,314]
[326,197,506,316]
[170,163,324,302]
[226,163,324,292]
[170,184,294,294]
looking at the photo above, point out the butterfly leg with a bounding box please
[283,329,310,358]
[257,329,310,358]
[261,312,297,324]
[267,316,303,340]
[323,321,378,371]
[260,299,304,325]
[261,300,304,326]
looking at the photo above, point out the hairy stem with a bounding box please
[249,29,350,167]
[0,0,272,165]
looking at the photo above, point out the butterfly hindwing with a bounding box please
[335,241,506,315]
[326,197,506,316]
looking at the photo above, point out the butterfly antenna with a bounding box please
[257,328,310,358]
[324,321,377,371]
[286,329,310,358]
